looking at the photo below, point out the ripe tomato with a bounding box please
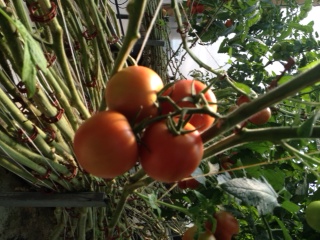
[105,66,164,122]
[198,231,216,240]
[305,200,320,231]
[236,95,250,106]
[178,176,200,189]
[249,107,271,125]
[182,226,216,240]
[160,79,217,132]
[73,110,138,178]
[139,120,203,183]
[225,19,233,28]
[236,95,271,125]
[196,5,205,13]
[182,225,197,240]
[206,211,239,240]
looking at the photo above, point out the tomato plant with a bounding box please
[105,66,164,122]
[305,201,320,232]
[178,176,200,189]
[160,79,217,132]
[139,120,203,183]
[73,111,138,178]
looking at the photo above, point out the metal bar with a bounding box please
[0,192,107,207]
[114,0,125,35]
[136,39,165,47]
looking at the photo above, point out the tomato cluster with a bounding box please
[73,66,217,183]
[182,211,239,240]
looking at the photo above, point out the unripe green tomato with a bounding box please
[305,200,320,231]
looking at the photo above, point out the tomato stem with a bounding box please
[203,126,320,159]
[135,192,190,215]
[202,63,320,143]
[107,177,154,237]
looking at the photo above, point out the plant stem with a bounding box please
[107,177,154,237]
[203,126,320,158]
[202,63,320,143]
[135,192,190,215]
[99,0,148,111]
[39,0,91,119]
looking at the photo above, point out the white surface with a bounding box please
[109,1,320,77]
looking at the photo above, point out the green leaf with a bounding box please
[298,59,320,73]
[233,82,252,94]
[273,216,293,240]
[147,193,161,217]
[0,8,47,98]
[297,110,320,137]
[220,177,279,215]
[21,45,37,98]
[281,200,300,213]
[288,22,313,33]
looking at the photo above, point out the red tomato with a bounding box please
[249,107,271,125]
[73,111,138,178]
[198,231,216,240]
[182,225,197,240]
[178,176,200,189]
[236,95,250,106]
[225,19,233,28]
[182,226,216,240]
[139,120,203,183]
[105,66,164,122]
[160,80,217,132]
[196,4,205,13]
[205,211,239,240]
[236,95,271,125]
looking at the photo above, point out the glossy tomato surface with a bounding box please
[160,79,217,132]
[105,66,163,122]
[73,111,138,178]
[139,120,203,183]
[249,107,271,125]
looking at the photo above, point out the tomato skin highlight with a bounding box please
[139,120,203,183]
[249,107,271,125]
[160,79,217,132]
[105,66,164,122]
[73,111,138,178]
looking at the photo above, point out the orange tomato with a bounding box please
[73,110,138,178]
[139,120,203,183]
[105,66,164,123]
[160,79,217,132]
